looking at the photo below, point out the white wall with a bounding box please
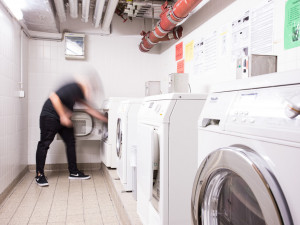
[158,0,300,93]
[0,4,28,194]
[27,32,161,166]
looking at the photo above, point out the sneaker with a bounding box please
[69,171,91,180]
[35,174,49,187]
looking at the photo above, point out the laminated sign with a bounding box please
[284,0,300,49]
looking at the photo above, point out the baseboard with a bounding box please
[0,166,28,206]
[102,163,142,225]
[28,163,101,172]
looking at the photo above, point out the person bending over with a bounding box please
[35,80,107,187]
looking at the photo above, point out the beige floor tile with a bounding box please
[0,218,10,224]
[1,170,126,225]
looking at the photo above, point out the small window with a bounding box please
[65,33,85,59]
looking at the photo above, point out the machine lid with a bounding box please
[211,69,300,93]
[116,118,122,158]
[143,93,207,102]
[191,146,293,225]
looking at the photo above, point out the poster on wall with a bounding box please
[191,31,217,76]
[251,0,275,54]
[231,11,250,60]
[185,40,194,62]
[177,60,184,73]
[284,0,300,49]
[176,42,183,61]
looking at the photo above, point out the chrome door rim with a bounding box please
[116,118,122,158]
[191,145,293,225]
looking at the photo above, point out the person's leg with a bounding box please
[59,126,90,179]
[58,126,78,174]
[36,116,60,175]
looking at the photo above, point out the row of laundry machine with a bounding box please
[70,69,300,225]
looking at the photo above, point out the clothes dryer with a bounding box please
[100,97,127,168]
[191,70,300,225]
[116,99,142,191]
[137,93,206,225]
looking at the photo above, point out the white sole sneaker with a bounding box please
[68,175,91,180]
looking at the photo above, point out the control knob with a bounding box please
[285,94,300,119]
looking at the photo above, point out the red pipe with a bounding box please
[139,0,203,52]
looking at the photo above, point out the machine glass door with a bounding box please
[71,111,93,137]
[101,112,108,142]
[116,118,122,158]
[191,146,293,225]
[151,129,160,212]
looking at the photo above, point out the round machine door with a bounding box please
[116,118,122,158]
[101,112,108,141]
[71,111,93,137]
[191,145,293,225]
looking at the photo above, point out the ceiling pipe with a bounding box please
[93,0,105,28]
[81,0,90,22]
[140,25,183,52]
[69,0,78,18]
[139,0,203,52]
[54,0,66,23]
[101,0,119,34]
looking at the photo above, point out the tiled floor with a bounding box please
[0,170,121,225]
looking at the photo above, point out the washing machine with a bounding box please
[116,99,142,191]
[191,70,300,225]
[57,109,103,140]
[100,97,127,168]
[137,93,207,225]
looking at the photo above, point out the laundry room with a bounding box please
[0,0,299,224]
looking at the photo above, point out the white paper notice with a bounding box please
[251,0,274,54]
[192,31,217,76]
[232,11,250,60]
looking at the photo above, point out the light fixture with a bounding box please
[93,0,105,28]
[1,0,24,20]
[69,0,78,18]
[81,0,90,23]
[54,0,66,23]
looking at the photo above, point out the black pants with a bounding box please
[36,116,78,175]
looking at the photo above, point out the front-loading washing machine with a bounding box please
[116,98,142,192]
[137,93,207,225]
[100,97,127,168]
[191,70,300,225]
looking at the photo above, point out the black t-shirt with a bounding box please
[41,82,85,119]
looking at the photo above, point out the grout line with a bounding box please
[92,169,105,225]
[9,173,41,225]
[44,172,59,224]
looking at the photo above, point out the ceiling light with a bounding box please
[2,0,24,20]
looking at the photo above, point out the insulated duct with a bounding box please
[139,0,203,52]
[81,0,90,23]
[69,0,78,18]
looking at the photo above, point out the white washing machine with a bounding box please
[191,70,300,225]
[137,93,207,225]
[100,97,127,168]
[116,99,142,191]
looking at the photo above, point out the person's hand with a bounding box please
[60,114,73,127]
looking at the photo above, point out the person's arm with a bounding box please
[49,92,73,127]
[79,100,108,123]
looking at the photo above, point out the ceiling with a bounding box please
[4,0,173,34]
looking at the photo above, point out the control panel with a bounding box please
[225,84,300,142]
